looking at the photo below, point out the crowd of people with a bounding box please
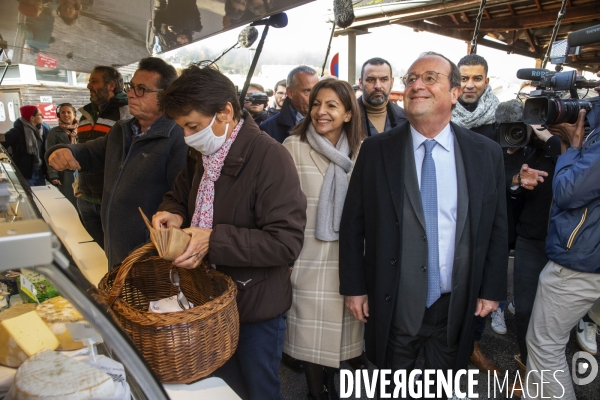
[2,50,599,400]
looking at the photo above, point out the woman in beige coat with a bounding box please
[283,79,366,400]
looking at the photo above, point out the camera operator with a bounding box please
[497,100,556,387]
[243,83,269,125]
[524,71,600,399]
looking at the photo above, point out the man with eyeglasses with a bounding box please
[357,57,407,136]
[340,52,508,398]
[75,65,130,249]
[260,65,319,143]
[46,57,187,269]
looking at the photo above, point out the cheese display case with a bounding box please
[0,145,240,400]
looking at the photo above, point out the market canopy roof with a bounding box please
[334,0,600,72]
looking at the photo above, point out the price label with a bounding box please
[65,322,103,344]
[19,274,38,303]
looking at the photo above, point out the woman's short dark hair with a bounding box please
[159,65,242,120]
[290,79,365,157]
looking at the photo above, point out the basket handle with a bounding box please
[108,242,160,306]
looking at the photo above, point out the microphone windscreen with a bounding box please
[495,99,524,124]
[269,12,288,28]
[238,27,259,48]
[334,0,355,29]
[568,24,600,47]
[516,68,550,80]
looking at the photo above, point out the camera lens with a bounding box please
[505,126,525,146]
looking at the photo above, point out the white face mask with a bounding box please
[183,114,229,155]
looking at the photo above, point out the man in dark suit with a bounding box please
[340,52,508,398]
[259,65,318,143]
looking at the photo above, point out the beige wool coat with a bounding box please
[282,134,364,368]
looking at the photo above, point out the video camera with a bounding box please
[495,99,531,148]
[518,24,600,126]
[238,89,273,107]
[518,69,598,125]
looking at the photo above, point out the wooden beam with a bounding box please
[523,29,539,53]
[484,9,492,20]
[450,14,461,25]
[400,21,543,59]
[461,12,470,23]
[507,4,516,15]
[352,0,528,24]
[426,3,600,32]
[534,0,542,12]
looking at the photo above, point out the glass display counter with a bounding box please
[0,145,239,400]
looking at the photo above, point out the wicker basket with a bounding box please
[98,243,239,383]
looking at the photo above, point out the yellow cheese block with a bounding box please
[0,304,37,367]
[0,310,59,367]
[36,296,85,351]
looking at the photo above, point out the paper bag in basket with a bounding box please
[139,208,190,261]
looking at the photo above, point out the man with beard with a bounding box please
[76,66,131,249]
[357,57,407,136]
[451,54,499,139]
[47,58,186,269]
[265,79,286,119]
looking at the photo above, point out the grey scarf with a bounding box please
[20,118,42,162]
[451,85,499,129]
[306,124,352,241]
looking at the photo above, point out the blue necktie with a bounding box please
[421,140,440,308]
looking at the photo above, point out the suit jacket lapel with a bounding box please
[453,134,468,246]
[382,126,409,224]
[403,133,426,230]
[452,123,485,247]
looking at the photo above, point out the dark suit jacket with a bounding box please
[339,121,508,370]
[259,97,298,144]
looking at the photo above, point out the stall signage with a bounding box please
[36,54,58,69]
[19,273,38,303]
[66,322,103,344]
[40,96,52,103]
[37,103,57,122]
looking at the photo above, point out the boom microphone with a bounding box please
[567,24,600,48]
[238,26,259,48]
[250,12,288,28]
[334,0,355,29]
[516,68,550,81]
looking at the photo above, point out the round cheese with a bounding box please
[11,350,115,400]
[36,296,85,351]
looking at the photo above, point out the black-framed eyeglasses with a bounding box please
[169,267,191,310]
[125,82,163,97]
[402,71,450,87]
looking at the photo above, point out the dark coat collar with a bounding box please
[221,111,264,177]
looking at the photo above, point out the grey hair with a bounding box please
[287,65,317,89]
[417,51,461,90]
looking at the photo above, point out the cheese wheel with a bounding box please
[36,296,85,351]
[0,305,53,368]
[11,350,115,400]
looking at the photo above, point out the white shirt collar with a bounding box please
[410,123,453,153]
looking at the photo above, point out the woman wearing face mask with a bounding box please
[46,103,78,207]
[282,79,365,400]
[152,65,307,400]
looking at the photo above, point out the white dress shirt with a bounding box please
[410,124,458,294]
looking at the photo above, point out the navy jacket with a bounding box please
[546,108,600,273]
[259,97,298,143]
[46,116,187,268]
